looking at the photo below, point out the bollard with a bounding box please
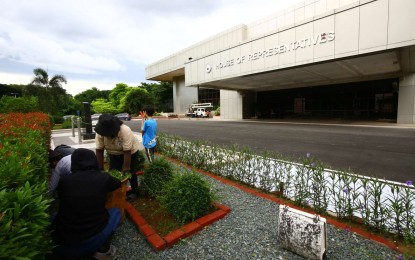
[77,117,82,143]
[71,116,75,137]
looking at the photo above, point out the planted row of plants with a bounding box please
[140,157,216,225]
[156,132,415,244]
[0,112,53,258]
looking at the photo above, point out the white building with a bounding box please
[146,0,415,124]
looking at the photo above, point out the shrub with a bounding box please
[136,150,146,171]
[0,182,52,259]
[214,106,220,116]
[140,157,174,197]
[0,96,39,113]
[159,170,215,224]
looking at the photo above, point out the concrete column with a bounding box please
[397,47,415,124]
[397,74,415,124]
[220,89,243,119]
[173,76,198,114]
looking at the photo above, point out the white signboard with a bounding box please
[278,205,327,260]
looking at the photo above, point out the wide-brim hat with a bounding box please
[94,114,121,137]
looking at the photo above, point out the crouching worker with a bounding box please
[51,148,121,259]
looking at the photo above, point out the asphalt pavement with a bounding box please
[52,117,415,184]
[125,117,415,184]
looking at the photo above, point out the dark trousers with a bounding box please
[109,151,139,192]
[145,147,155,163]
[52,208,121,258]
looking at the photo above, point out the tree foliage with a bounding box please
[23,68,71,116]
[74,87,110,104]
[141,82,173,112]
[91,98,118,114]
[109,83,129,109]
[0,84,24,97]
[0,96,39,113]
[31,68,67,89]
[122,87,150,114]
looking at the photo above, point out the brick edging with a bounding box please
[124,201,230,251]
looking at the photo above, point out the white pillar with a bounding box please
[397,74,415,124]
[173,76,198,114]
[220,89,243,120]
[397,47,415,124]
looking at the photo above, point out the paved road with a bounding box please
[125,119,415,183]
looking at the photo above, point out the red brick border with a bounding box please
[124,201,230,251]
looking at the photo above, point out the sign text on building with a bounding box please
[207,31,335,72]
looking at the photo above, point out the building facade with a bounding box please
[146,0,415,124]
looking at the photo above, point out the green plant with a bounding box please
[214,106,220,116]
[108,169,131,181]
[0,182,52,259]
[136,150,146,171]
[159,169,215,224]
[140,157,174,197]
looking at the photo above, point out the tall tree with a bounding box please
[141,82,173,112]
[74,87,111,104]
[109,83,129,109]
[31,68,67,89]
[122,88,150,114]
[28,67,69,115]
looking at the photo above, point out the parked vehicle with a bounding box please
[91,113,102,127]
[186,103,213,118]
[115,113,131,121]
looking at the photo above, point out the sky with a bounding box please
[0,0,300,96]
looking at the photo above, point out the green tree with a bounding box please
[122,87,150,114]
[91,98,118,114]
[141,82,173,112]
[31,68,67,89]
[0,84,24,97]
[0,96,39,113]
[109,83,129,109]
[27,68,70,115]
[74,87,111,104]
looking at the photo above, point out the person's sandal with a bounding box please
[92,244,116,260]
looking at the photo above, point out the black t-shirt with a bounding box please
[52,170,120,245]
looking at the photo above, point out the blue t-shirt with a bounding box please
[142,118,157,148]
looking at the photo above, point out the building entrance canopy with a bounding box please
[198,51,401,92]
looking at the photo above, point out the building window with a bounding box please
[198,88,220,107]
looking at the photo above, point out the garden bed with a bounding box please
[124,198,230,251]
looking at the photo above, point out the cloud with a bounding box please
[0,0,300,95]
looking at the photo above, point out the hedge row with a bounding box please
[0,112,53,258]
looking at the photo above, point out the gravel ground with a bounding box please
[112,172,401,260]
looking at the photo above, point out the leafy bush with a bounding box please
[136,150,146,171]
[0,183,52,259]
[140,157,174,197]
[0,96,39,113]
[0,112,52,257]
[159,170,215,223]
[214,106,220,116]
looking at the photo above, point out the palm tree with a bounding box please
[29,68,69,115]
[31,68,67,88]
